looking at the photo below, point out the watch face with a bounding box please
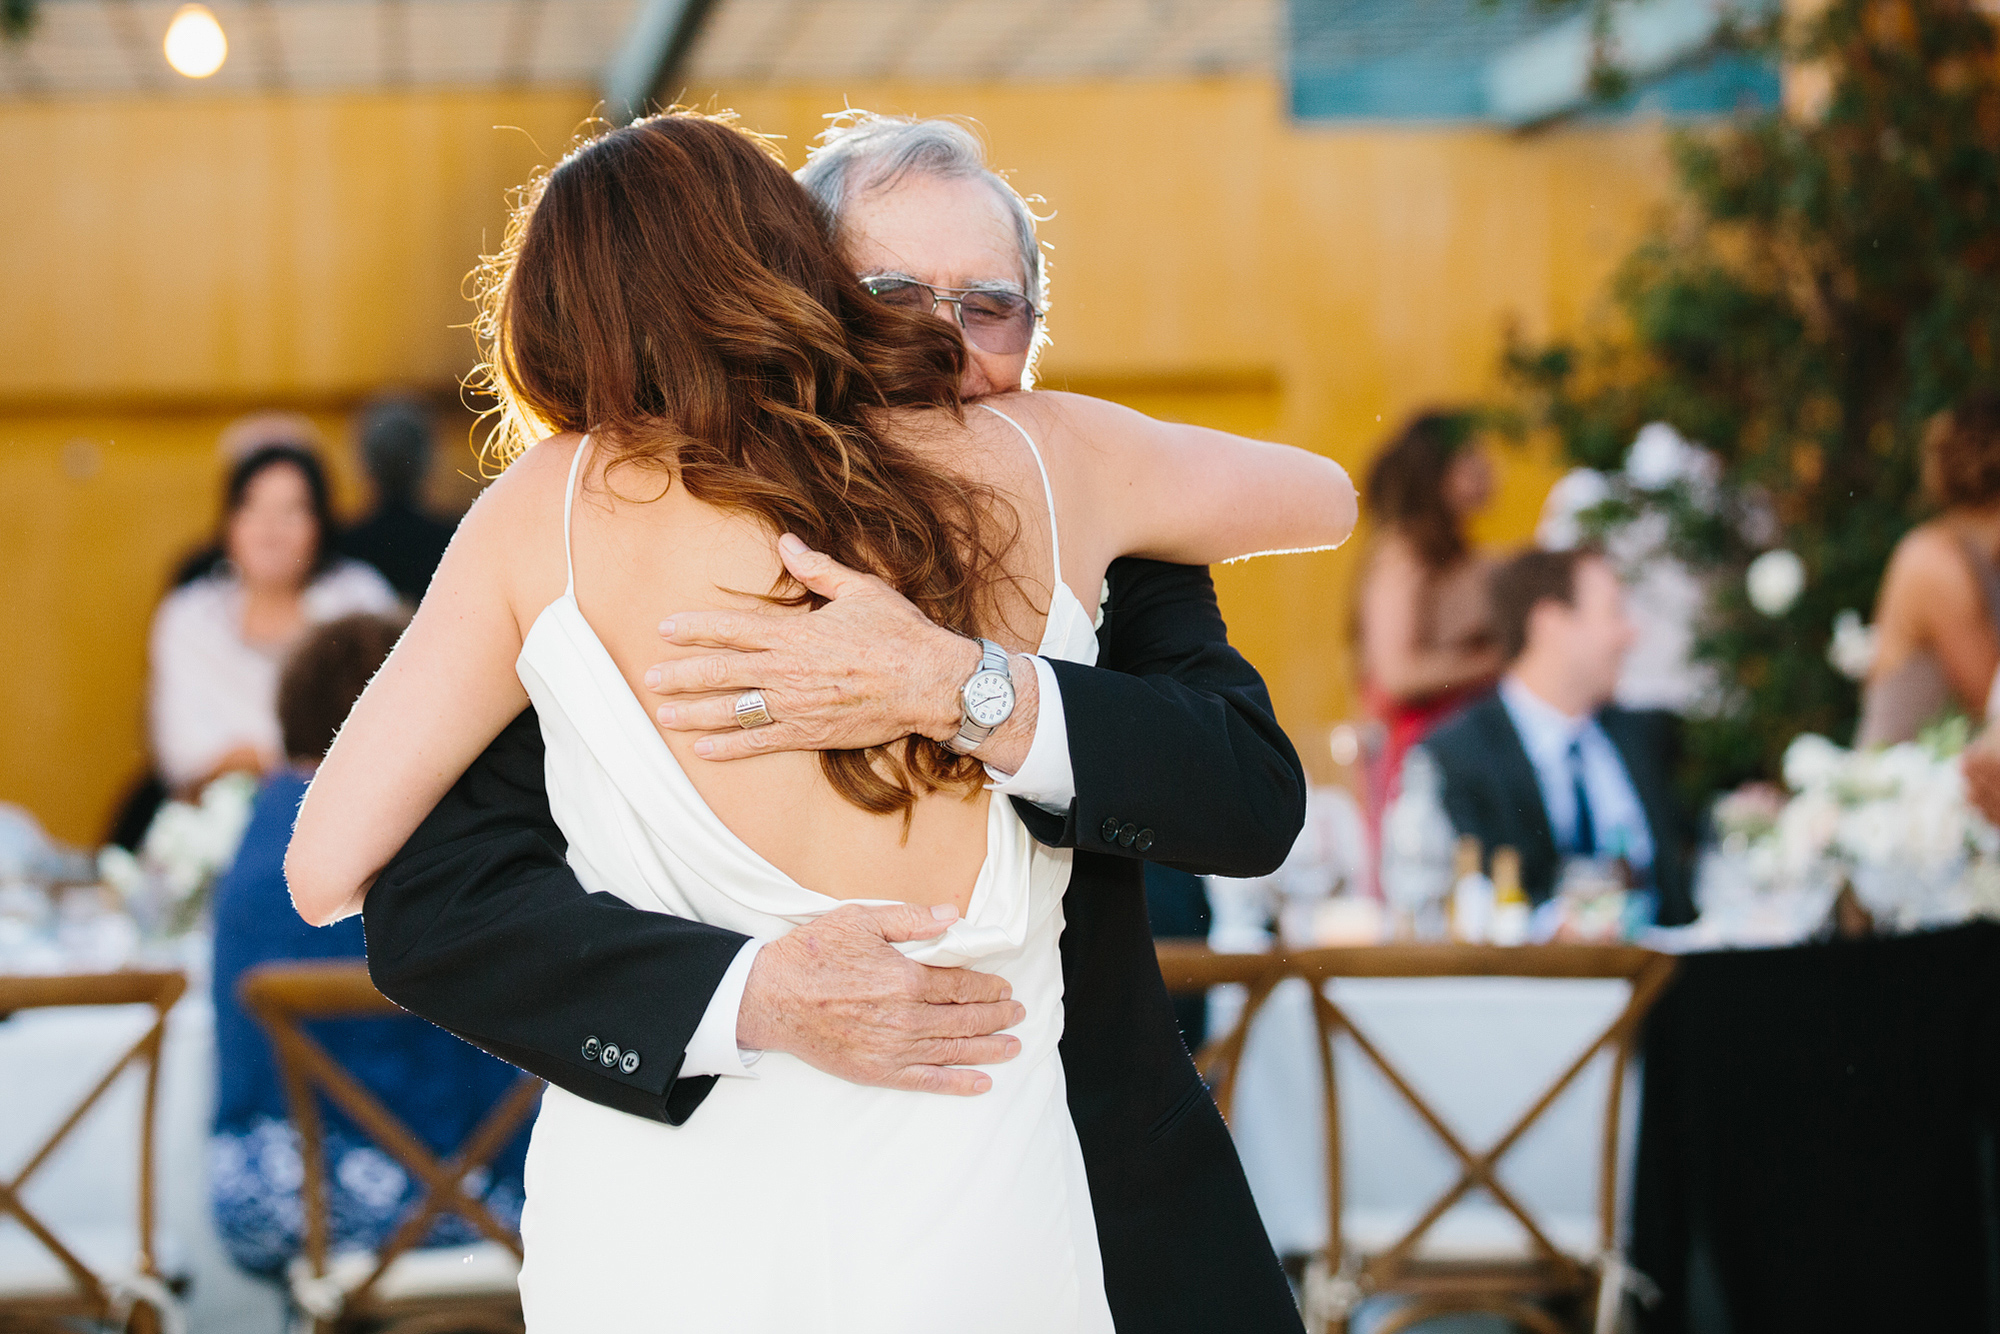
[964,670,1015,727]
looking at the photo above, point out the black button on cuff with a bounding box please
[620,1050,641,1075]
[600,1043,621,1068]
[1100,817,1122,844]
[1117,822,1138,848]
[1134,829,1155,853]
[581,1036,601,1062]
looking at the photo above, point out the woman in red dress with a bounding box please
[1356,412,1505,846]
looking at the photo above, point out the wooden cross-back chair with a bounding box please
[238,961,543,1334]
[0,970,186,1334]
[1287,944,1678,1334]
[1152,942,1291,1123]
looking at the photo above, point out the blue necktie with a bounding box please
[1567,738,1597,857]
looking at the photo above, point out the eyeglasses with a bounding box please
[859,275,1043,357]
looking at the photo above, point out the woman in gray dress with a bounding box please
[1858,393,2000,746]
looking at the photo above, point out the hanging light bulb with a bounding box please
[164,4,227,79]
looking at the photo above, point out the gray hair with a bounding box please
[797,112,1050,339]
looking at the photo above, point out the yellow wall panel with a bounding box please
[0,91,592,400]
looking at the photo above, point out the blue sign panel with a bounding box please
[1288,0,1780,124]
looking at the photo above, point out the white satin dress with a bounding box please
[512,406,1115,1333]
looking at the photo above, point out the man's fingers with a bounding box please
[850,900,963,945]
[777,533,885,602]
[642,652,760,696]
[913,961,1012,1005]
[906,999,1026,1040]
[655,695,744,732]
[687,724,816,762]
[909,1034,1022,1066]
[886,1064,993,1097]
[656,608,780,651]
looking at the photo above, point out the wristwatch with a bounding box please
[945,638,1015,755]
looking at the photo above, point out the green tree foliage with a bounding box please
[1509,0,2000,798]
[2,0,37,43]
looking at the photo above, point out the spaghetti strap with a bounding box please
[561,435,589,597]
[978,403,1061,586]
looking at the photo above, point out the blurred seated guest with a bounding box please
[148,432,397,795]
[339,397,458,602]
[1536,422,1721,715]
[1419,547,1696,925]
[1357,411,1505,831]
[165,414,327,587]
[209,613,527,1276]
[1858,392,2000,745]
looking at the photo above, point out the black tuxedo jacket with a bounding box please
[1422,693,1697,926]
[362,558,1307,1333]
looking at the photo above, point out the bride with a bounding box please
[287,111,1355,1331]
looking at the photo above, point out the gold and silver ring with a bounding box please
[733,689,774,729]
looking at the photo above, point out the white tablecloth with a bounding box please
[0,992,286,1334]
[1218,974,1642,1259]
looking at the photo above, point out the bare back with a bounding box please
[1860,514,2000,743]
[546,403,1074,909]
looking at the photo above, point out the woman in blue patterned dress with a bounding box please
[207,612,529,1275]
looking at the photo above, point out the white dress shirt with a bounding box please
[147,561,401,791]
[1497,676,1654,871]
[679,653,1077,1079]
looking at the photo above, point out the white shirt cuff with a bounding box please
[678,938,767,1079]
[984,655,1076,813]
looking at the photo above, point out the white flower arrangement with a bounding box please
[98,771,258,935]
[1826,610,1877,681]
[1746,548,1807,617]
[1703,722,2000,938]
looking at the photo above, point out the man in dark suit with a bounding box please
[339,398,456,603]
[359,113,1308,1333]
[1421,546,1697,925]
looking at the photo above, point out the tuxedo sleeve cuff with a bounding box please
[679,938,767,1078]
[984,656,1074,814]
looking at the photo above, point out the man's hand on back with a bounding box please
[735,902,1026,1096]
[644,534,1038,774]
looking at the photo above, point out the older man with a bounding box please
[362,115,1305,1331]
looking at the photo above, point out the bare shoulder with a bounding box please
[1883,522,1980,603]
[482,432,583,502]
[971,393,1156,525]
[436,433,580,617]
[982,390,1147,457]
[876,402,1013,475]
[1871,522,1985,644]
[454,435,578,534]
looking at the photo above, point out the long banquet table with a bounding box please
[11,924,1998,1334]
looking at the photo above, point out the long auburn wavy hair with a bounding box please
[471,110,1017,819]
